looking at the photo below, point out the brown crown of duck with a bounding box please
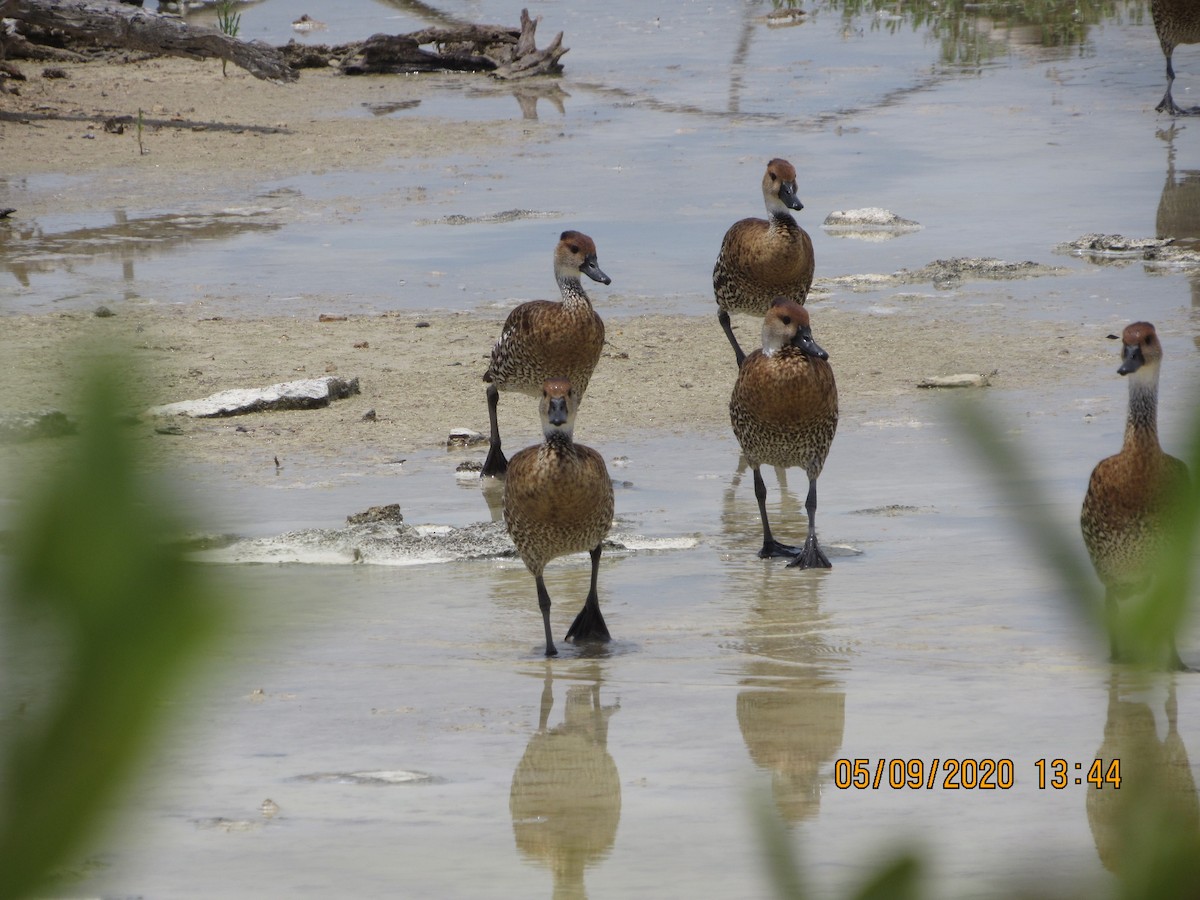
[553,230,611,286]
[1116,321,1162,376]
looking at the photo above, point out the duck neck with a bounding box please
[544,429,574,452]
[1123,369,1162,452]
[768,211,797,231]
[556,274,592,307]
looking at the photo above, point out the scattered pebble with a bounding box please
[822,207,921,241]
[447,427,486,449]
[94,305,115,317]
[347,504,404,526]
[292,14,327,31]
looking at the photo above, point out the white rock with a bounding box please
[917,373,994,389]
[147,376,359,418]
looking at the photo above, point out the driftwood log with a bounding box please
[283,9,567,80]
[0,0,297,81]
[0,3,566,83]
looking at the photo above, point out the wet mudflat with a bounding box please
[4,0,1200,897]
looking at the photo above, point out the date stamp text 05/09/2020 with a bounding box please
[832,758,1122,791]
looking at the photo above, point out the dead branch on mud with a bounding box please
[0,0,297,81]
[281,9,567,80]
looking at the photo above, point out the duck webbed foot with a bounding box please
[786,533,832,569]
[566,597,610,643]
[480,443,508,478]
[759,538,801,559]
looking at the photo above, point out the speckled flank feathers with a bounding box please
[1152,0,1200,115]
[1081,322,1190,667]
[713,158,815,365]
[481,231,610,477]
[504,379,615,656]
[730,299,838,568]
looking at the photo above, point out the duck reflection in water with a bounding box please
[1154,125,1200,316]
[1086,673,1199,877]
[735,568,847,822]
[510,664,621,898]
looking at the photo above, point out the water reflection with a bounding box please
[510,664,621,899]
[824,0,1145,68]
[1154,124,1200,309]
[733,564,847,822]
[0,207,282,292]
[1086,673,1199,874]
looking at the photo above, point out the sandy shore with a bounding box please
[1,57,1110,478]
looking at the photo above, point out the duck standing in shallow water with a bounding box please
[482,231,610,478]
[713,158,814,367]
[730,299,837,568]
[1152,0,1200,115]
[1081,322,1190,667]
[504,379,615,656]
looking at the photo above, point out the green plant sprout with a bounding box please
[215,0,241,77]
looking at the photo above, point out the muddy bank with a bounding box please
[0,298,1114,483]
[0,56,551,216]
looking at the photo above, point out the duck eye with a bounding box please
[567,245,579,254]
[1146,335,1156,345]
[781,316,791,325]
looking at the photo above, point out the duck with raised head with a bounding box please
[1081,322,1191,668]
[730,298,837,568]
[482,231,611,478]
[504,379,615,657]
[1152,0,1200,115]
[713,158,815,367]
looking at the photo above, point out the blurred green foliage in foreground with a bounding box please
[0,356,223,899]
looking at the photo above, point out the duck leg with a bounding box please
[753,466,800,558]
[1104,590,1121,663]
[1157,54,1200,116]
[535,574,558,657]
[566,545,611,643]
[1167,635,1190,672]
[481,383,508,477]
[718,309,747,368]
[787,476,832,569]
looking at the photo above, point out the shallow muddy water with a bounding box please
[6,0,1200,897]
[4,0,1200,322]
